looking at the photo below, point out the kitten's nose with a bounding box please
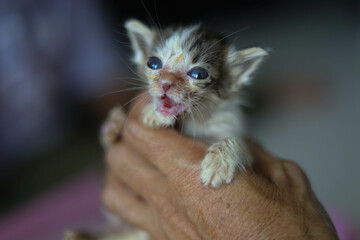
[160,80,175,92]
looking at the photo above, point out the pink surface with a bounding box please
[0,170,358,240]
[324,202,360,240]
[0,170,106,240]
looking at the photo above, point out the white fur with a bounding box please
[182,96,245,143]
[182,95,252,187]
[141,102,176,127]
[227,47,268,90]
[201,138,252,187]
[125,20,156,65]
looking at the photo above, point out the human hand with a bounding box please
[102,97,338,240]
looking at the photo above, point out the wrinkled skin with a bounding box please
[102,97,338,240]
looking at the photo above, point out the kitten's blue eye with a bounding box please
[147,57,162,70]
[188,68,209,80]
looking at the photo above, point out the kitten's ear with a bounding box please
[125,19,156,64]
[227,47,267,91]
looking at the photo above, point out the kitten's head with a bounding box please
[125,19,267,119]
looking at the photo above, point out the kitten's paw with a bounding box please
[100,107,126,148]
[201,147,236,188]
[200,138,252,188]
[141,103,175,128]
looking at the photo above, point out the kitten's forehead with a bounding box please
[153,25,228,70]
[153,25,199,60]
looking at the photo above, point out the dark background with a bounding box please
[1,0,359,232]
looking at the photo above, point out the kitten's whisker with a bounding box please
[194,103,209,143]
[122,80,147,87]
[189,99,200,122]
[113,38,132,47]
[108,79,147,87]
[203,26,249,56]
[190,100,206,127]
[151,0,166,47]
[116,54,148,81]
[203,49,228,56]
[197,94,219,106]
[193,99,208,121]
[123,77,148,83]
[124,93,151,129]
[120,86,147,92]
[120,91,150,110]
[153,0,163,41]
[140,0,165,47]
[196,100,213,120]
[111,76,148,83]
[187,103,197,144]
[123,82,147,88]
[111,28,129,36]
[180,110,185,135]
[188,98,209,141]
[97,87,146,101]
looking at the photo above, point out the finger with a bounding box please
[282,160,311,195]
[107,141,168,201]
[122,118,207,175]
[247,139,288,185]
[103,171,153,229]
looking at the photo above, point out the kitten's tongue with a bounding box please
[163,96,174,108]
[157,95,186,116]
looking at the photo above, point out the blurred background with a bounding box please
[0,0,359,239]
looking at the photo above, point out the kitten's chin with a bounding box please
[155,95,187,117]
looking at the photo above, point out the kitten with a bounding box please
[102,19,267,188]
[66,19,267,240]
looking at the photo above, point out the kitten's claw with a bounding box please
[200,138,252,188]
[100,107,126,148]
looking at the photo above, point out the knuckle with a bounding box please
[283,160,304,175]
[282,160,309,186]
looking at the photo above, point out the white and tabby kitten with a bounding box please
[66,19,267,240]
[102,19,267,188]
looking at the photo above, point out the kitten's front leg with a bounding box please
[141,103,175,128]
[201,138,252,188]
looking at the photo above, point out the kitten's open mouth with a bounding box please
[156,95,187,117]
